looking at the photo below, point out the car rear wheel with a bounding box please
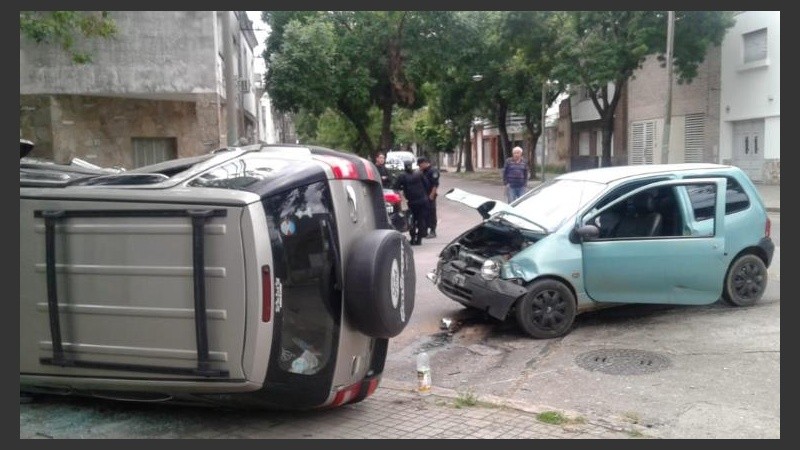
[514,279,576,339]
[721,253,767,307]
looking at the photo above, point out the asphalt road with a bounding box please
[384,171,780,439]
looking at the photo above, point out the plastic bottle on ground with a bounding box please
[416,351,431,395]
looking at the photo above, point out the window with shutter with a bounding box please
[684,114,705,163]
[629,121,655,165]
[743,28,767,63]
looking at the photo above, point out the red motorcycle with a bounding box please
[383,189,409,232]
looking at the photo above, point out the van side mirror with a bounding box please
[570,224,600,243]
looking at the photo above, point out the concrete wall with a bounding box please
[21,11,217,98]
[20,94,220,167]
[628,46,721,164]
[719,11,780,183]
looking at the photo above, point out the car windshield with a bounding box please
[510,179,606,232]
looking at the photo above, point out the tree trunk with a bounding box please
[586,78,625,168]
[601,116,614,167]
[463,127,474,172]
[524,115,539,180]
[455,145,463,172]
[495,100,511,168]
[380,103,394,153]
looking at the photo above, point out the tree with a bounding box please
[500,11,562,178]
[552,11,735,167]
[19,11,117,64]
[264,11,457,156]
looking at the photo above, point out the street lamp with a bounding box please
[472,74,484,82]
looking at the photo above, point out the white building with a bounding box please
[719,11,780,183]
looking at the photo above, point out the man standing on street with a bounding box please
[393,161,430,245]
[503,146,528,203]
[374,152,391,188]
[418,156,440,238]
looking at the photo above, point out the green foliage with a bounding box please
[20,11,117,64]
[264,11,458,154]
[536,411,568,425]
[294,107,383,156]
[453,390,479,408]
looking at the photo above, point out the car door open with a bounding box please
[578,178,727,305]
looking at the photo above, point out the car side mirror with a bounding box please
[570,224,600,243]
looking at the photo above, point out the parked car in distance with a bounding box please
[385,151,418,172]
[20,143,415,409]
[429,164,774,339]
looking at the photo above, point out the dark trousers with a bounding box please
[428,196,437,232]
[407,200,429,242]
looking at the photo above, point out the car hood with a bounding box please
[444,188,512,219]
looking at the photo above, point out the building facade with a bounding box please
[626,46,722,167]
[20,11,260,168]
[558,82,628,171]
[719,11,780,183]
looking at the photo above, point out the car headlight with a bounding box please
[480,258,501,280]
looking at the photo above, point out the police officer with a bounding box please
[393,161,430,245]
[417,156,439,238]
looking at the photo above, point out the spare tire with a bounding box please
[344,229,415,338]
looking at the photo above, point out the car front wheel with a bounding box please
[721,253,768,307]
[514,279,576,339]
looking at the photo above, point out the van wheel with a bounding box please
[721,253,767,307]
[514,279,576,339]
[344,229,415,338]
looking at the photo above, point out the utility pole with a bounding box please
[660,11,675,164]
[222,11,238,146]
[540,81,548,181]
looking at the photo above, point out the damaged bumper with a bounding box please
[429,262,528,321]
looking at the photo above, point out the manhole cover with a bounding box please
[575,349,671,375]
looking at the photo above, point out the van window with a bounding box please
[263,181,341,378]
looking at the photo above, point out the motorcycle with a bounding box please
[383,188,409,232]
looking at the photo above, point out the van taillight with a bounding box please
[765,217,771,238]
[314,155,359,180]
[328,378,381,408]
[330,382,361,407]
[262,265,271,322]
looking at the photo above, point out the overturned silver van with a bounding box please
[20,143,415,409]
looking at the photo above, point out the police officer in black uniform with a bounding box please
[418,156,440,238]
[393,161,430,245]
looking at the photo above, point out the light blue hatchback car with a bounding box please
[430,164,774,339]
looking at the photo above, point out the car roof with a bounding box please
[386,151,415,158]
[556,163,734,184]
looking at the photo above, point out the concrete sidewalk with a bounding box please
[756,183,780,213]
[20,380,647,439]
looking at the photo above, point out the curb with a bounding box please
[766,207,780,213]
[378,378,644,436]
